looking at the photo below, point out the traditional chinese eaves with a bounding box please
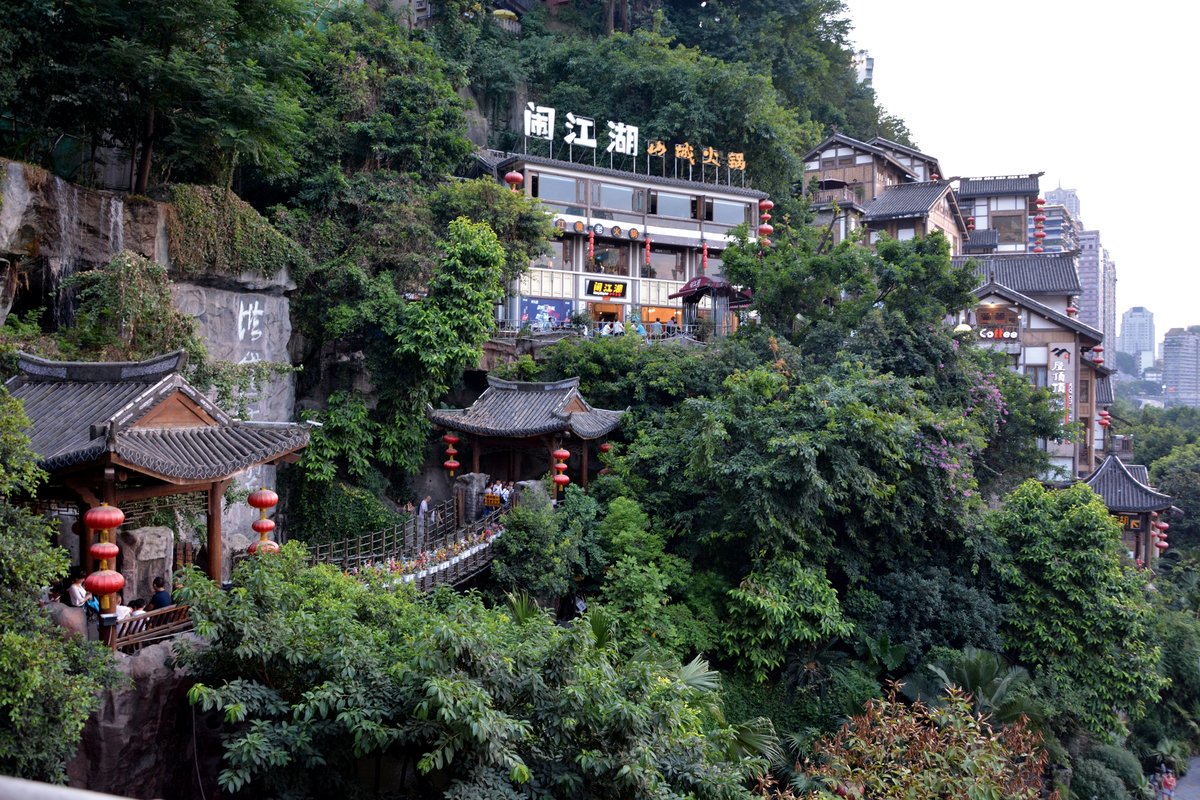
[1084,454,1174,513]
[5,351,309,483]
[957,174,1044,198]
[973,281,1102,343]
[955,252,1082,295]
[963,228,999,253]
[497,153,767,200]
[427,377,624,440]
[863,181,953,221]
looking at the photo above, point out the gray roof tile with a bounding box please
[5,352,308,481]
[964,229,999,252]
[1084,454,1173,512]
[955,252,1081,295]
[863,181,951,221]
[427,377,624,440]
[957,174,1042,197]
[1096,375,1114,405]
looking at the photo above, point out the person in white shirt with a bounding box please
[613,319,625,336]
[66,574,89,607]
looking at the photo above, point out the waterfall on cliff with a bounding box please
[52,176,83,327]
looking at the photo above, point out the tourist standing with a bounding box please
[148,577,172,610]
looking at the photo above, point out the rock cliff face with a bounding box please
[0,159,169,326]
[67,640,223,800]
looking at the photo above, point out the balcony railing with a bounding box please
[809,187,862,206]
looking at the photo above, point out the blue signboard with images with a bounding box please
[520,298,574,330]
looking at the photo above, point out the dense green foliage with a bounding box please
[986,481,1164,735]
[168,185,310,278]
[177,544,766,799]
[0,390,117,782]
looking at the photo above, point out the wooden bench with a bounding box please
[110,604,193,653]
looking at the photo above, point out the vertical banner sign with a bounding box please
[1050,344,1075,429]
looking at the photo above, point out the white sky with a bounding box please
[841,0,1200,343]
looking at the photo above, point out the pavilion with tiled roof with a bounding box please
[955,251,1082,298]
[1084,454,1175,565]
[5,351,310,581]
[426,377,624,487]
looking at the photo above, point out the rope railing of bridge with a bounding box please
[306,496,508,590]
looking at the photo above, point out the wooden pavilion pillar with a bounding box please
[207,480,231,585]
[471,439,481,475]
[581,442,589,489]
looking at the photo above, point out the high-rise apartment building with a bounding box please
[1045,186,1081,222]
[853,50,874,85]
[1163,327,1200,407]
[1030,202,1081,253]
[1078,230,1117,345]
[1119,307,1155,376]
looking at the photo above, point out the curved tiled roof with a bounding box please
[863,181,952,221]
[955,252,1081,295]
[5,352,309,483]
[963,229,999,253]
[427,377,624,440]
[957,174,1043,197]
[1084,455,1173,513]
[973,281,1102,343]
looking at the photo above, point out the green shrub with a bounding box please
[1087,744,1146,796]
[1071,757,1131,800]
[168,184,309,278]
[285,478,401,546]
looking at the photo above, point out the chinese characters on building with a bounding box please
[523,102,745,174]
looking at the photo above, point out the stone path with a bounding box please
[1174,757,1200,800]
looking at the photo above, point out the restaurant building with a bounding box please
[489,153,768,329]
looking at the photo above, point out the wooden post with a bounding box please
[79,505,95,575]
[472,439,481,475]
[207,481,223,585]
[581,443,590,489]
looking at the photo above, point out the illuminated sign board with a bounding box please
[586,280,628,298]
[976,305,1020,340]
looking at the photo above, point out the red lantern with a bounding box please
[1156,540,1170,551]
[1033,230,1046,239]
[443,458,461,472]
[1033,247,1043,253]
[702,241,708,273]
[1034,214,1046,224]
[1036,197,1046,206]
[1093,346,1104,354]
[90,541,119,562]
[553,448,570,462]
[1066,306,1078,316]
[85,569,125,597]
[84,503,125,532]
[1158,522,1171,532]
[442,433,460,446]
[1152,511,1160,519]
[1093,357,1104,365]
[759,199,774,212]
[249,540,281,555]
[504,170,524,190]
[931,173,940,181]
[252,518,276,534]
[599,442,612,454]
[443,433,461,477]
[645,237,651,266]
[761,212,771,223]
[553,461,568,472]
[248,488,279,510]
[553,473,571,487]
[758,223,774,237]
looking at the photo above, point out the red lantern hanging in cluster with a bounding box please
[702,242,709,274]
[442,432,461,478]
[967,216,975,231]
[598,442,612,454]
[552,447,571,491]
[645,236,651,266]
[247,487,280,555]
[83,503,126,612]
[1032,197,1046,253]
[504,170,524,191]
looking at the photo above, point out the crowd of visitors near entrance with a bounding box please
[44,571,174,628]
[596,317,680,339]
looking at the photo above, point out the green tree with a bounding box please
[490,491,580,603]
[0,389,117,782]
[176,544,767,799]
[1150,442,1200,548]
[986,481,1164,735]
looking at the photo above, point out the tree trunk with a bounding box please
[604,0,616,34]
[134,110,156,195]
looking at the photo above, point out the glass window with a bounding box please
[532,173,579,204]
[1080,380,1091,403]
[993,213,1025,244]
[1024,366,1048,388]
[593,183,639,212]
[1024,345,1049,365]
[896,227,915,241]
[706,199,749,225]
[532,239,573,271]
[645,245,686,281]
[704,251,724,280]
[650,191,695,219]
[592,242,629,276]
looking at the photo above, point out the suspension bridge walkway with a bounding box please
[306,496,507,590]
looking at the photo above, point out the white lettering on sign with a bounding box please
[606,120,639,155]
[238,300,265,342]
[523,103,556,140]
[564,112,597,148]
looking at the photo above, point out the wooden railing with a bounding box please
[110,604,193,653]
[308,498,508,591]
